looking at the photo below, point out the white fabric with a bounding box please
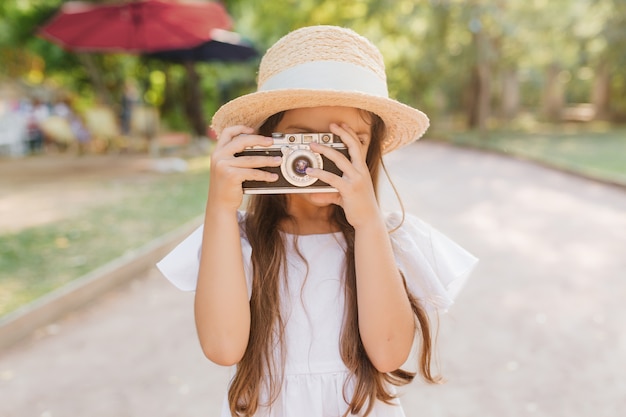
[156,211,478,417]
[259,61,389,98]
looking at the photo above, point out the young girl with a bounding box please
[158,26,477,417]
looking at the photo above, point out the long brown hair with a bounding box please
[228,110,439,417]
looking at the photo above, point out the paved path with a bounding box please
[1,141,625,417]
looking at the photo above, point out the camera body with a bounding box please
[236,132,349,194]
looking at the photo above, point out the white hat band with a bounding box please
[259,61,389,98]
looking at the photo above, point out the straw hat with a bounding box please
[211,25,429,154]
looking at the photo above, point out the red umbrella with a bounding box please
[38,0,232,53]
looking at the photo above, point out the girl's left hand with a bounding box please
[307,123,380,228]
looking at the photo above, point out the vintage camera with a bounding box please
[236,132,349,194]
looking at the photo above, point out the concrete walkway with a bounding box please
[1,141,625,417]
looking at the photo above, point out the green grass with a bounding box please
[432,125,626,186]
[0,163,210,318]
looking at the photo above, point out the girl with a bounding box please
[158,26,477,417]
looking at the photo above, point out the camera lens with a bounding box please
[280,148,323,187]
[292,156,311,177]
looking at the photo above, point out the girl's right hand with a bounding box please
[208,125,281,210]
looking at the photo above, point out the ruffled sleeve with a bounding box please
[386,212,478,312]
[156,211,253,296]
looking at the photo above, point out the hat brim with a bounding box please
[211,89,429,154]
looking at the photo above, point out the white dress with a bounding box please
[157,211,478,417]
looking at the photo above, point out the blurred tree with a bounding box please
[0,0,135,115]
[1,0,66,81]
[592,0,626,121]
[464,1,498,131]
[2,0,625,140]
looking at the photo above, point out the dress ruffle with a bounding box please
[157,211,477,313]
[156,224,203,292]
[386,212,478,312]
[156,211,253,295]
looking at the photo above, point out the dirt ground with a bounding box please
[0,153,175,233]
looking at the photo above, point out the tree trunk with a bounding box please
[592,60,611,120]
[467,31,491,133]
[183,60,207,138]
[541,63,565,122]
[160,67,175,117]
[77,54,115,110]
[467,63,491,132]
[501,68,520,121]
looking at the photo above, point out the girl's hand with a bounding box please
[208,125,282,210]
[306,123,380,228]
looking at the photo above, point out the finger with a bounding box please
[217,125,254,147]
[305,166,343,191]
[232,155,282,169]
[241,168,279,183]
[218,164,279,184]
[226,133,274,154]
[330,123,367,169]
[309,141,354,175]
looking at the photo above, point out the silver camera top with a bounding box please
[271,132,344,148]
[242,133,345,150]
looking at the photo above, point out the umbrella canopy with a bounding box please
[38,0,232,53]
[145,29,259,63]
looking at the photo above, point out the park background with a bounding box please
[2,0,625,185]
[2,0,626,326]
[1,1,625,416]
[1,0,626,336]
[3,0,626,165]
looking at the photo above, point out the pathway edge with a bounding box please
[0,216,202,351]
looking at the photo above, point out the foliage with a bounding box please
[2,0,626,132]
